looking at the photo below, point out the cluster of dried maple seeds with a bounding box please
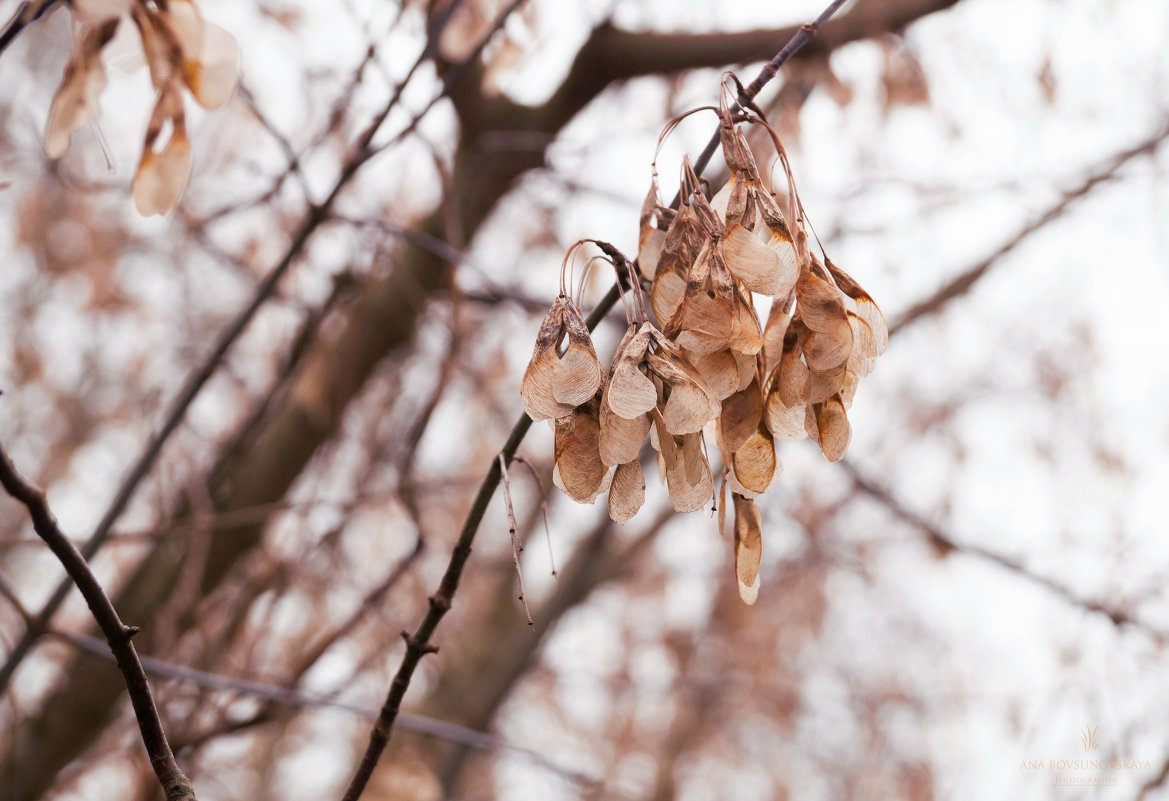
[522,103,888,603]
[44,0,240,215]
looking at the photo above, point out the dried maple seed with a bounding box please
[720,378,763,453]
[44,19,120,159]
[599,374,650,466]
[732,493,763,606]
[554,402,609,502]
[608,460,646,524]
[731,424,777,495]
[521,297,602,421]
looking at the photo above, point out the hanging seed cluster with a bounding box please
[521,103,888,603]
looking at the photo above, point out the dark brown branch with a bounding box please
[338,3,849,798]
[0,443,197,801]
[522,0,962,138]
[889,119,1169,336]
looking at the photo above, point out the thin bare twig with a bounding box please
[843,461,1167,641]
[0,443,197,801]
[889,119,1169,336]
[498,455,534,625]
[337,3,849,799]
[46,629,597,787]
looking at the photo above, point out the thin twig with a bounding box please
[45,629,597,787]
[843,461,1167,641]
[0,443,197,801]
[889,119,1169,336]
[511,456,556,578]
[337,3,848,799]
[498,455,534,625]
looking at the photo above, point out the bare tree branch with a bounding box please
[0,442,197,801]
[889,119,1169,336]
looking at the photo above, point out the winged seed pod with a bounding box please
[522,95,888,604]
[42,1,239,215]
[608,459,646,525]
[553,399,610,503]
[521,296,604,421]
[43,19,120,159]
[732,492,763,605]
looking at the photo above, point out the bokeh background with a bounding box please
[1,0,1168,799]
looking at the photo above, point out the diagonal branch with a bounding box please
[843,461,1167,640]
[337,3,851,799]
[889,119,1169,336]
[0,442,197,801]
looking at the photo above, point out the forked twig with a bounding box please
[338,3,849,798]
[0,443,197,801]
[498,455,534,625]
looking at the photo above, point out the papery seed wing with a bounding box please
[554,405,609,502]
[720,378,763,453]
[608,460,646,524]
[845,311,880,377]
[651,266,686,324]
[521,299,573,421]
[638,182,666,281]
[722,223,793,296]
[553,303,603,406]
[824,258,888,356]
[664,433,713,513]
[668,245,733,354]
[692,350,741,400]
[732,493,763,605]
[184,20,240,109]
[717,473,728,536]
[728,287,763,356]
[670,293,734,354]
[762,291,796,375]
[732,424,776,495]
[648,350,721,435]
[608,360,658,420]
[132,112,192,215]
[661,382,718,435]
[777,336,809,408]
[802,324,853,373]
[711,175,748,225]
[599,381,649,465]
[806,362,847,405]
[813,394,851,462]
[733,350,757,392]
[764,381,807,443]
[44,21,118,159]
[796,271,848,333]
